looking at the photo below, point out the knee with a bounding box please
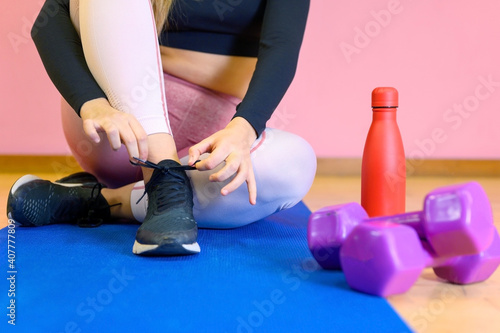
[278,133,317,207]
[255,129,317,208]
[61,99,142,188]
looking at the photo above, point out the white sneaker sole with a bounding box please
[132,240,201,256]
[10,175,41,194]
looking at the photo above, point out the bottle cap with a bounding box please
[372,87,398,108]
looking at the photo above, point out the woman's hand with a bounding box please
[80,98,148,160]
[188,117,258,205]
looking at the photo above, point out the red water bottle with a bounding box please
[361,87,405,217]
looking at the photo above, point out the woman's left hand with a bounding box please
[188,117,258,205]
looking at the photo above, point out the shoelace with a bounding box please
[131,158,198,212]
[77,183,121,228]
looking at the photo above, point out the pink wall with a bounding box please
[2,0,500,159]
[1,1,69,155]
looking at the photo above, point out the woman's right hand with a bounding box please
[80,98,148,160]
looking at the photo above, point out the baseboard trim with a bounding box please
[0,155,498,177]
[316,158,500,177]
[0,155,83,174]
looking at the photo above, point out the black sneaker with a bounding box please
[7,174,112,228]
[131,158,200,256]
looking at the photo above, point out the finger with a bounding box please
[120,130,140,160]
[220,156,257,205]
[129,118,149,160]
[220,162,247,196]
[82,120,101,144]
[188,139,211,166]
[246,165,257,205]
[101,123,123,152]
[194,145,229,171]
[209,153,240,182]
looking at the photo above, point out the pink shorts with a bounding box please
[61,73,242,188]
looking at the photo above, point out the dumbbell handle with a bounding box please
[369,211,425,238]
[419,239,458,267]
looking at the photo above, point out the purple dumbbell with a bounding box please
[308,182,495,270]
[340,222,500,297]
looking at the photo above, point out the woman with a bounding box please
[7,0,316,256]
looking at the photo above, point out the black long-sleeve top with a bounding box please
[32,0,310,136]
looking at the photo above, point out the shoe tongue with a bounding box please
[157,159,182,168]
[156,160,186,178]
[148,159,191,210]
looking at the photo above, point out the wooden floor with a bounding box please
[2,172,500,332]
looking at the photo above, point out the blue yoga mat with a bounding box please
[1,202,411,332]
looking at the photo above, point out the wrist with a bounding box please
[80,98,109,118]
[229,117,258,145]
